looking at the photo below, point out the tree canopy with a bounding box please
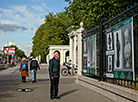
[32,0,136,61]
[65,0,135,29]
[32,12,71,61]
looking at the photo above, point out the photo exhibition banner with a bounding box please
[83,34,97,75]
[106,17,135,81]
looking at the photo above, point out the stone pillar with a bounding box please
[77,22,84,75]
[46,54,48,64]
[72,38,74,64]
[39,55,41,64]
[69,37,73,62]
[73,34,77,65]
[60,49,64,66]
[63,50,66,63]
[49,49,53,59]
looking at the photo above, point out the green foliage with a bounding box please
[32,0,133,61]
[32,12,71,60]
[10,45,27,58]
[65,0,132,29]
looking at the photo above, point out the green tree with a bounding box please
[32,12,71,62]
[65,0,135,29]
[10,45,27,58]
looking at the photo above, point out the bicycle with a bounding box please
[61,64,78,76]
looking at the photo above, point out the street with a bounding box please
[0,64,113,102]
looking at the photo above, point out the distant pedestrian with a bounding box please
[11,59,14,66]
[30,56,40,83]
[49,51,60,99]
[19,58,28,83]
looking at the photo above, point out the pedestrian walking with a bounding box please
[30,56,40,83]
[11,59,14,66]
[19,58,28,83]
[49,51,61,99]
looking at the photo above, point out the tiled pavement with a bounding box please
[0,64,114,102]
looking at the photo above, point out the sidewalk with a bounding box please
[0,64,114,102]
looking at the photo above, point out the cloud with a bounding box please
[0,3,51,56]
[0,23,28,32]
[30,3,51,13]
[0,4,49,32]
[0,20,19,25]
[0,4,48,27]
[21,44,32,56]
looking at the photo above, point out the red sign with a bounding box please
[4,47,16,55]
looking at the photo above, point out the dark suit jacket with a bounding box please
[49,57,60,77]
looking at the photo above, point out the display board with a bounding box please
[83,35,97,75]
[4,47,16,56]
[106,17,135,81]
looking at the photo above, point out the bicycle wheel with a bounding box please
[73,69,77,75]
[61,68,69,76]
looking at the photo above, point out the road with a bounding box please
[0,64,114,102]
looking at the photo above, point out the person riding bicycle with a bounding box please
[61,60,77,76]
[66,60,72,74]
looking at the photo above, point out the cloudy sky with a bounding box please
[0,0,69,56]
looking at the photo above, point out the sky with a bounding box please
[0,0,69,56]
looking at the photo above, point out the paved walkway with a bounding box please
[0,64,114,102]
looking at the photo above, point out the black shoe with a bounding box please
[50,96,55,99]
[55,96,61,99]
[22,81,26,83]
[32,80,36,83]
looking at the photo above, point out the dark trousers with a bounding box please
[50,77,59,97]
[66,66,71,74]
[22,76,26,82]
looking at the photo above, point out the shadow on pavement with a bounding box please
[0,68,7,71]
[38,79,49,82]
[59,78,75,84]
[59,89,78,97]
[36,79,50,84]
[0,80,20,99]
[26,78,49,83]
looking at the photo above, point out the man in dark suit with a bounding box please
[49,51,60,99]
